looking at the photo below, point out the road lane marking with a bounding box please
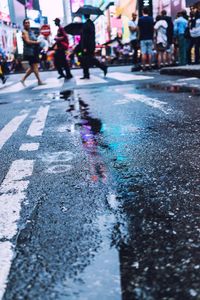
[0,241,13,300]
[177,77,198,81]
[0,80,35,94]
[107,72,154,81]
[0,113,28,150]
[33,78,64,90]
[0,159,34,299]
[0,159,35,239]
[27,106,49,137]
[115,91,172,114]
[75,75,106,85]
[19,143,40,151]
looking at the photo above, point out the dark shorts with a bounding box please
[24,55,40,66]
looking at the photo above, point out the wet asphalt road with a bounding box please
[0,67,200,300]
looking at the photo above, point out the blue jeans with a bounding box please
[178,34,187,65]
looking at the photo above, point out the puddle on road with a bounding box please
[61,215,121,300]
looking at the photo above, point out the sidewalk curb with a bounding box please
[148,81,200,95]
[160,66,200,78]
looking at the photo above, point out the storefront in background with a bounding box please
[0,0,11,22]
[153,0,186,20]
[0,23,17,55]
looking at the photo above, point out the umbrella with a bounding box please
[186,0,198,6]
[74,5,103,16]
[64,22,83,36]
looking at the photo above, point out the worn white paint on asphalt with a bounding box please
[27,106,49,137]
[19,143,40,151]
[115,92,172,114]
[0,113,28,150]
[0,80,36,94]
[75,75,107,85]
[33,77,64,90]
[177,77,198,81]
[0,159,34,239]
[107,72,154,81]
[0,159,34,299]
[0,242,13,300]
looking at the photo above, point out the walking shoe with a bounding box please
[2,77,7,84]
[20,80,26,86]
[80,76,90,79]
[65,74,73,80]
[57,75,65,79]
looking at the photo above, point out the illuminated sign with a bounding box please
[0,0,10,22]
[70,0,84,13]
[138,0,153,16]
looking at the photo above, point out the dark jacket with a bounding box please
[81,19,95,54]
[163,16,174,45]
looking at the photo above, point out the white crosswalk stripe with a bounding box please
[0,80,36,94]
[0,113,28,150]
[33,77,64,90]
[0,72,155,95]
[75,75,107,85]
[106,72,154,81]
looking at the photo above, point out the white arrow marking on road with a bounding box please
[0,159,34,299]
[27,106,49,137]
[115,93,172,114]
[107,72,154,81]
[0,113,28,150]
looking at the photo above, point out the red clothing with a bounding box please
[55,26,69,50]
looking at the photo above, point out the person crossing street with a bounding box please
[53,18,73,80]
[80,14,107,79]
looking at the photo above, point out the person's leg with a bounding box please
[81,55,90,79]
[187,37,194,64]
[92,57,107,76]
[178,35,187,65]
[157,51,161,68]
[54,51,65,78]
[131,40,138,65]
[21,66,33,84]
[194,37,200,64]
[147,40,153,68]
[32,63,44,85]
[140,40,147,70]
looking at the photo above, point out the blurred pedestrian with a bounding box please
[161,10,174,65]
[138,7,154,71]
[80,14,107,79]
[20,18,45,86]
[190,10,200,64]
[154,15,168,68]
[187,7,197,64]
[53,18,73,80]
[0,48,7,84]
[128,12,139,70]
[37,34,49,70]
[174,11,188,65]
